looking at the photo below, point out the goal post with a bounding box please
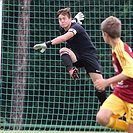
[0,0,2,124]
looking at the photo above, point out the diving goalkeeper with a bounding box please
[33,8,106,105]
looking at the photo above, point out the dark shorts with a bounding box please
[73,51,102,74]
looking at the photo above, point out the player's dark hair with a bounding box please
[101,16,121,38]
[56,8,72,18]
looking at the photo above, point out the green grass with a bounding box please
[0,131,125,133]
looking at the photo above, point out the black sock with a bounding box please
[96,90,106,105]
[61,54,73,72]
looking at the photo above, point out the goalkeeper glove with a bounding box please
[71,12,84,25]
[33,41,52,53]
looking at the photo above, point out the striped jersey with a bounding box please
[112,40,133,103]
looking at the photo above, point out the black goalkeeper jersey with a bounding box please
[59,22,101,74]
[60,22,97,55]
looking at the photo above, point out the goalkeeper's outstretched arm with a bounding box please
[33,31,74,53]
[33,11,84,53]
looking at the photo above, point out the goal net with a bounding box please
[0,0,132,132]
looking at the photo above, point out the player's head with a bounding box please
[57,8,72,18]
[101,16,121,39]
[56,8,72,29]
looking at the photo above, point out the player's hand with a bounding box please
[94,79,109,91]
[74,12,84,25]
[33,42,47,53]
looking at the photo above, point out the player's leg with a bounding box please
[59,47,79,80]
[97,108,128,131]
[97,94,129,131]
[125,102,133,133]
[81,52,106,105]
[128,124,133,133]
[96,108,113,126]
[89,72,106,105]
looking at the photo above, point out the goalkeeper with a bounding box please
[33,8,106,105]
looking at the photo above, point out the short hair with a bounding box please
[101,16,121,38]
[56,8,72,18]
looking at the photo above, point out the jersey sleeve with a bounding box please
[68,28,77,35]
[115,42,133,78]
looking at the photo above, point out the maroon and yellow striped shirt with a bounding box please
[112,40,133,103]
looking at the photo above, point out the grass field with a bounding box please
[0,131,125,133]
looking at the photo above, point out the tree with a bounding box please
[10,0,31,130]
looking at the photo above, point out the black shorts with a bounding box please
[73,51,102,74]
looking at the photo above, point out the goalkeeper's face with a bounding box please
[58,14,72,30]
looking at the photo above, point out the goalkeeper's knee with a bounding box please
[60,51,69,56]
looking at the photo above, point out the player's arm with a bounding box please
[106,50,133,85]
[106,73,129,85]
[118,52,133,78]
[94,73,129,91]
[94,47,133,90]
[33,28,76,53]
[51,31,74,45]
